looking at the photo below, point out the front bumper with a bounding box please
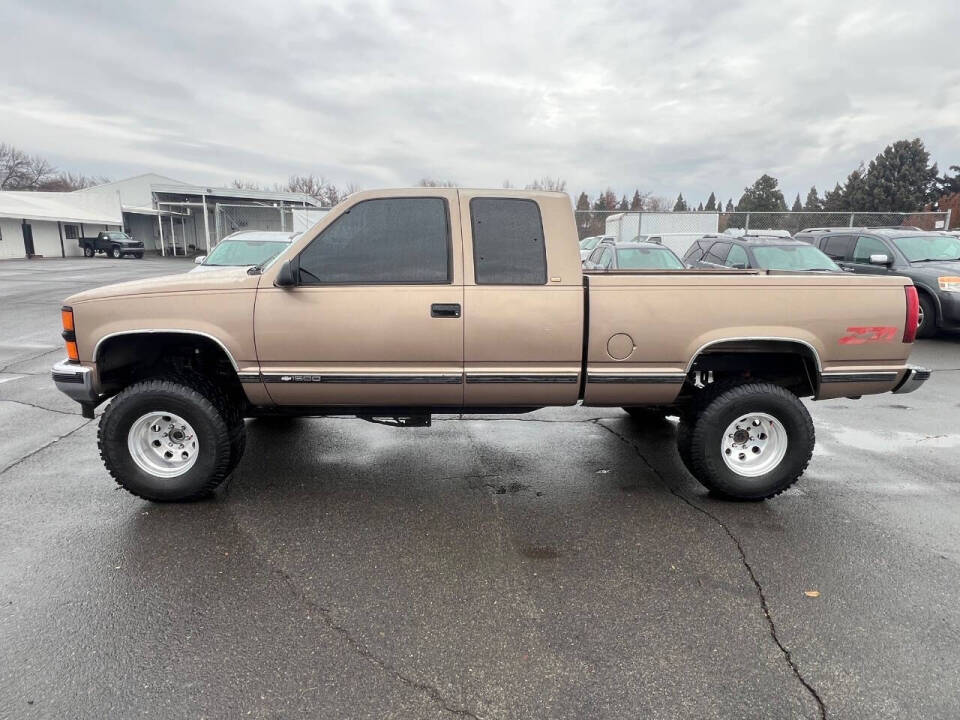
[892,366,932,394]
[51,359,100,409]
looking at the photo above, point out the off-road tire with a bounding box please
[98,379,233,501]
[110,246,122,259]
[687,382,814,500]
[675,418,696,475]
[83,245,95,257]
[159,370,247,474]
[916,292,937,339]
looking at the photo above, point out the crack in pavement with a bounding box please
[0,398,80,416]
[0,418,94,476]
[593,419,828,720]
[221,506,487,720]
[0,348,60,374]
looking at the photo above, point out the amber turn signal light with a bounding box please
[61,306,75,332]
[61,306,78,361]
[65,340,79,362]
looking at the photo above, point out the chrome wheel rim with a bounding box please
[720,412,787,477]
[917,303,925,329]
[127,412,198,478]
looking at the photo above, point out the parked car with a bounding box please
[684,235,840,272]
[80,231,144,259]
[583,241,685,270]
[191,231,299,273]
[579,234,615,260]
[796,227,960,337]
[53,188,927,503]
[626,232,706,258]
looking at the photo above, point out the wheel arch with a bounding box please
[686,337,822,398]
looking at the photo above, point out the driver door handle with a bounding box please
[431,303,461,318]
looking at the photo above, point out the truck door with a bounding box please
[253,191,464,408]
[459,192,583,407]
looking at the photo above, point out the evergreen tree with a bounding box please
[618,195,629,211]
[704,192,717,211]
[630,190,643,210]
[673,193,689,211]
[823,183,845,211]
[697,202,704,211]
[803,186,823,211]
[736,174,788,212]
[791,193,802,212]
[841,166,870,210]
[725,199,734,212]
[575,192,592,239]
[938,165,960,196]
[862,138,939,211]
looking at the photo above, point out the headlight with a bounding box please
[938,277,960,292]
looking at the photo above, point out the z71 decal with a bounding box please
[839,326,898,345]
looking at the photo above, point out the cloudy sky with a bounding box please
[1,0,958,204]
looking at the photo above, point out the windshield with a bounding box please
[892,234,960,262]
[616,247,684,270]
[106,231,131,240]
[203,239,290,267]
[580,236,602,250]
[751,245,839,271]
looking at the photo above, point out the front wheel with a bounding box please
[110,246,123,259]
[916,293,937,339]
[98,379,235,501]
[686,383,814,500]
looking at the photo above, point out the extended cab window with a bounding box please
[470,197,547,284]
[725,244,749,268]
[852,235,889,264]
[703,242,731,265]
[298,197,450,284]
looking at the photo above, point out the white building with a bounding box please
[0,191,123,259]
[74,174,323,255]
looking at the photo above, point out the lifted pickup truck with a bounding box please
[52,189,929,502]
[80,231,144,259]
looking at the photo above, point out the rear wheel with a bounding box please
[98,379,235,501]
[111,246,122,259]
[916,292,937,339]
[686,382,814,500]
[83,245,94,257]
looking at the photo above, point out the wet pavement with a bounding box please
[1,257,959,719]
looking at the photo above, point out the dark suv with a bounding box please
[796,227,960,338]
[683,234,840,273]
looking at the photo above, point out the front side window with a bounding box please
[892,234,960,262]
[853,236,889,263]
[298,197,450,284]
[471,197,547,285]
[725,244,749,268]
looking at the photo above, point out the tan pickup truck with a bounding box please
[52,189,929,502]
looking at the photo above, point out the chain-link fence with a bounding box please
[575,210,952,242]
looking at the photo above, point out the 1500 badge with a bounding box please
[839,326,898,345]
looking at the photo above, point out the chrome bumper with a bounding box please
[51,359,99,405]
[892,366,931,395]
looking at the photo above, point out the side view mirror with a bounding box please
[194,255,206,264]
[869,253,892,266]
[274,259,298,287]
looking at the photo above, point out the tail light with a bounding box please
[61,305,79,361]
[903,286,919,344]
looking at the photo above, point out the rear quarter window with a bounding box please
[470,197,547,285]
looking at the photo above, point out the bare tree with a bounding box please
[644,196,672,212]
[39,172,110,191]
[417,178,459,187]
[525,177,567,192]
[231,178,263,190]
[0,143,57,190]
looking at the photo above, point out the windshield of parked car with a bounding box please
[105,231,131,240]
[751,245,839,271]
[615,247,685,270]
[580,236,602,251]
[203,239,290,267]
[892,234,960,262]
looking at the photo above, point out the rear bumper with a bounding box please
[51,359,99,404]
[892,366,931,394]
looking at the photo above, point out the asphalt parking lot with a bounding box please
[1,256,959,720]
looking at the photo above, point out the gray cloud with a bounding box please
[1,0,957,203]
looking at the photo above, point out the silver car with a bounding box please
[191,231,299,272]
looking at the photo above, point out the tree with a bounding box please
[630,190,643,210]
[0,143,57,190]
[231,178,262,190]
[725,198,734,212]
[937,165,960,196]
[673,193,689,211]
[697,201,704,211]
[704,192,717,211]
[861,138,939,211]
[736,174,787,212]
[416,178,459,188]
[618,195,629,210]
[791,193,802,212]
[526,177,567,192]
[645,196,672,212]
[803,186,822,211]
[822,183,845,211]
[840,166,870,210]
